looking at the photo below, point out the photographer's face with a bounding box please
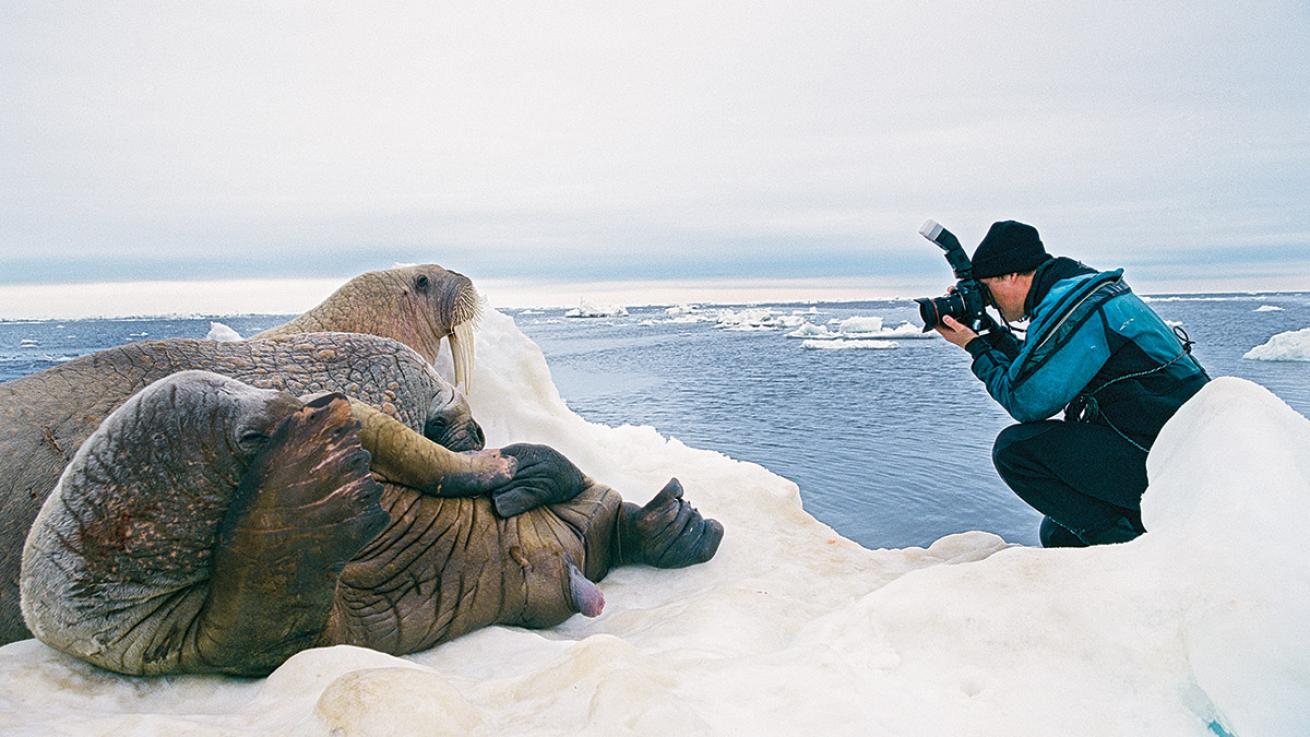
[979,273,1032,322]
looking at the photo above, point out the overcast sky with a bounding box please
[2,1,1308,301]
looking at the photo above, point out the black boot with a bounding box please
[1078,516,1143,546]
[1038,516,1087,548]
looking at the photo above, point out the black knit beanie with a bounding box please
[971,221,1050,279]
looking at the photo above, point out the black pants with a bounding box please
[992,420,1149,547]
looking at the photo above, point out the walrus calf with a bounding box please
[21,371,723,676]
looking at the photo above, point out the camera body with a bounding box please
[913,220,990,333]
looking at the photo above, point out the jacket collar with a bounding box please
[1023,257,1097,318]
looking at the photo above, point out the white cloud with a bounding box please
[1,1,1308,284]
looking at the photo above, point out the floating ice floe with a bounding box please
[1254,305,1285,313]
[836,316,885,334]
[205,322,243,342]
[802,317,934,341]
[565,300,629,318]
[714,307,785,330]
[665,304,700,317]
[802,339,898,350]
[785,322,838,339]
[19,339,38,347]
[5,311,1306,736]
[873,322,935,339]
[1243,327,1310,362]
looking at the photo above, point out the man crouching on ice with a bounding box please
[933,221,1210,547]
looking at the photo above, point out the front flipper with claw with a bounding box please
[616,478,724,568]
[491,443,586,517]
[198,393,388,675]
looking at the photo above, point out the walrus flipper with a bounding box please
[491,443,587,517]
[197,394,387,676]
[616,478,724,568]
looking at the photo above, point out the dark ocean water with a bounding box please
[3,294,1308,549]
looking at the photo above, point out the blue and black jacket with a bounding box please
[965,258,1210,450]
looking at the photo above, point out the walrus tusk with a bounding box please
[348,399,511,496]
[448,321,476,395]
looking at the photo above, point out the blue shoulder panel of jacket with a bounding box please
[1013,271,1130,387]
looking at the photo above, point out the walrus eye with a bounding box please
[422,416,447,442]
[237,430,269,452]
[415,274,431,292]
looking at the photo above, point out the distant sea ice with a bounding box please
[837,316,885,334]
[206,322,243,342]
[786,322,837,339]
[565,300,628,318]
[1254,305,1284,312]
[802,339,898,350]
[1243,327,1310,362]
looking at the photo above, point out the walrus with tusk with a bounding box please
[20,370,722,676]
[0,265,724,656]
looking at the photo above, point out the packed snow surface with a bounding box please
[1,309,1307,737]
[1243,327,1310,362]
[564,300,628,318]
[205,321,243,342]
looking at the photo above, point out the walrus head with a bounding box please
[21,371,385,675]
[422,379,485,451]
[255,264,481,393]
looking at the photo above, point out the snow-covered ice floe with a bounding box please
[785,322,838,339]
[802,339,898,350]
[1243,327,1310,362]
[714,307,804,330]
[1,309,1307,737]
[792,316,932,341]
[205,321,243,342]
[1254,305,1284,313]
[564,300,629,318]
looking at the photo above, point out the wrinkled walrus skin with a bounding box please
[1,263,482,646]
[0,334,478,645]
[21,371,722,676]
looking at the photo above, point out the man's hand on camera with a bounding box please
[935,315,978,348]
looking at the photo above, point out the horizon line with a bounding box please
[0,274,1305,321]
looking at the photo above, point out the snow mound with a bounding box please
[565,300,628,318]
[1254,305,1284,312]
[1243,327,1310,362]
[2,311,1307,737]
[802,339,898,351]
[206,321,243,342]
